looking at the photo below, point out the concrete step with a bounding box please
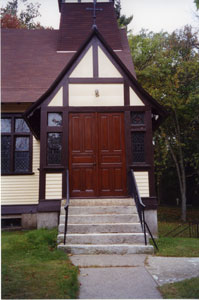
[60,214,139,224]
[58,223,142,234]
[57,233,147,244]
[57,243,154,255]
[61,206,137,215]
[62,198,135,207]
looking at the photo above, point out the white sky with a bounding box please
[1,0,198,33]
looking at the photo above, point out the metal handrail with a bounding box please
[64,169,70,245]
[129,169,158,251]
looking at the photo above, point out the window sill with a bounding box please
[1,172,35,176]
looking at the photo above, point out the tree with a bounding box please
[129,26,199,221]
[114,0,133,28]
[194,0,199,10]
[1,0,42,29]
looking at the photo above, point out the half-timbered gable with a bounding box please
[1,0,167,247]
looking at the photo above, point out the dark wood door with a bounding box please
[69,113,126,197]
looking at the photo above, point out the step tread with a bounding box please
[58,233,146,237]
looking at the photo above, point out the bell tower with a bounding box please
[57,0,122,51]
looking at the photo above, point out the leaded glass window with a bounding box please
[48,113,62,127]
[47,133,62,165]
[1,118,11,133]
[1,136,11,173]
[1,115,32,174]
[15,137,30,172]
[131,112,145,125]
[15,118,30,133]
[131,132,145,163]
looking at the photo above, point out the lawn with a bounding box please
[1,229,79,299]
[152,206,199,257]
[159,277,199,299]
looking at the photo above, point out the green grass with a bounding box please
[151,206,199,257]
[159,277,199,299]
[1,229,79,299]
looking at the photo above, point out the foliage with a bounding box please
[195,0,199,10]
[159,277,199,299]
[129,26,199,220]
[1,0,50,29]
[2,229,79,299]
[114,0,133,28]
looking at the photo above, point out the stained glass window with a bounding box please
[48,113,62,127]
[47,133,62,165]
[131,132,145,163]
[131,112,145,125]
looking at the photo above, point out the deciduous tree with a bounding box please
[129,26,199,221]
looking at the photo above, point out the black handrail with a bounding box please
[129,169,159,251]
[64,169,70,245]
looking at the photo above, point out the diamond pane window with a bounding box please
[15,118,30,133]
[48,113,62,127]
[131,112,145,125]
[1,119,11,133]
[131,132,145,163]
[47,133,62,165]
[15,137,30,172]
[1,136,11,173]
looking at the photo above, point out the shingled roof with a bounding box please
[1,1,136,104]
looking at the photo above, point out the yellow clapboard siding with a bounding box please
[45,173,62,200]
[134,171,149,197]
[1,138,40,205]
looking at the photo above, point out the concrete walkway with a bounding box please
[70,254,199,299]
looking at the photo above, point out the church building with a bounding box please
[1,0,167,253]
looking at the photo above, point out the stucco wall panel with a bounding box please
[48,87,63,106]
[98,46,122,78]
[130,87,145,106]
[69,46,93,78]
[69,84,124,106]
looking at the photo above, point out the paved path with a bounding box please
[70,254,199,299]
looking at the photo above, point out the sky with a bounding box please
[1,0,198,33]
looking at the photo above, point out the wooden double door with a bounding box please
[69,113,127,197]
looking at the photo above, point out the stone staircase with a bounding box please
[57,198,154,254]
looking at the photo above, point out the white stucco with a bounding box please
[130,87,145,106]
[69,84,124,106]
[98,46,122,78]
[70,46,93,78]
[48,87,63,107]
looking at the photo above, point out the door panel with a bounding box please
[69,112,126,197]
[98,113,126,196]
[69,113,97,197]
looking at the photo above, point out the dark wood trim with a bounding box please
[124,81,130,106]
[1,172,35,176]
[93,38,99,78]
[142,197,158,210]
[68,78,124,84]
[1,205,38,215]
[63,80,69,106]
[124,111,132,195]
[37,200,61,212]
[62,110,69,198]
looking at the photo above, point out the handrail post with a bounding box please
[64,169,70,245]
